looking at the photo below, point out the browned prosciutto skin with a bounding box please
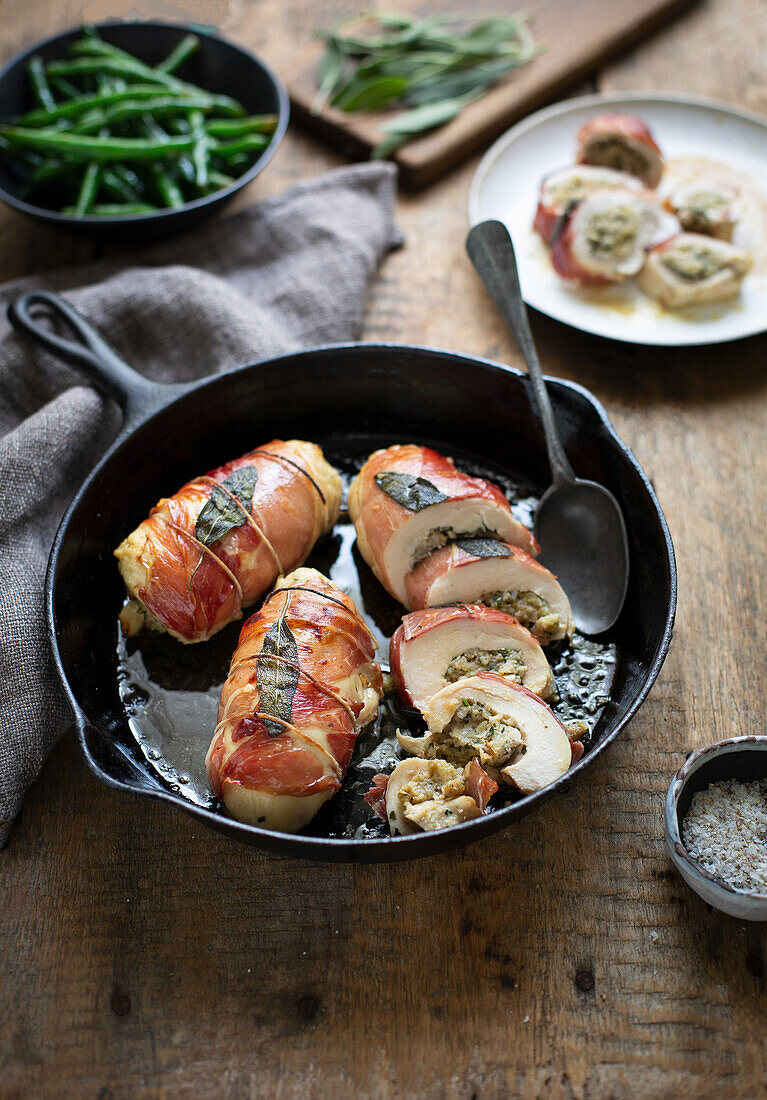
[206,568,382,833]
[115,440,341,644]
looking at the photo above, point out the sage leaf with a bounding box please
[333,75,409,112]
[257,614,300,738]
[374,471,448,511]
[456,537,512,558]
[378,95,467,135]
[195,465,258,547]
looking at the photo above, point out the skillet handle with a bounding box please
[7,290,170,423]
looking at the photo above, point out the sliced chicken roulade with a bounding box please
[663,179,740,241]
[365,757,498,835]
[115,440,342,643]
[534,165,643,244]
[206,568,382,833]
[404,539,573,645]
[551,189,677,285]
[637,233,752,308]
[390,604,554,710]
[576,113,664,188]
[419,673,577,793]
[348,444,537,607]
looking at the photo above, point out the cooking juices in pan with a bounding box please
[117,443,617,840]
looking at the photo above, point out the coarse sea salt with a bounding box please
[682,778,767,893]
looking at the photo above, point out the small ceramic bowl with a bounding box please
[0,21,289,241]
[666,736,767,921]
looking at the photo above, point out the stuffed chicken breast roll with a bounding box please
[365,757,498,835]
[576,113,663,188]
[404,539,573,645]
[551,190,677,284]
[390,605,553,710]
[533,165,643,244]
[115,440,342,643]
[348,444,537,607]
[420,673,577,794]
[663,179,739,241]
[637,233,752,308]
[206,568,382,833]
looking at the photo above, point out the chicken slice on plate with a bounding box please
[663,179,740,241]
[348,444,537,607]
[404,539,573,645]
[534,165,644,244]
[551,189,677,285]
[576,113,664,187]
[638,232,752,308]
[390,604,554,711]
[369,757,498,835]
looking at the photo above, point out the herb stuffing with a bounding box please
[313,10,538,158]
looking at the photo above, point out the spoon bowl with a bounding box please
[466,219,629,635]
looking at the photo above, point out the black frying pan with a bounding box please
[8,291,676,863]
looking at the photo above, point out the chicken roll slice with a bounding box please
[348,444,537,607]
[576,113,663,187]
[404,539,573,645]
[377,757,498,836]
[390,604,553,712]
[551,190,677,285]
[663,180,740,241]
[637,233,752,308]
[422,674,574,793]
[534,165,643,244]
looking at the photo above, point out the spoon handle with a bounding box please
[467,219,574,488]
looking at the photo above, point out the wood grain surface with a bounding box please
[287,0,698,188]
[2,1,767,1098]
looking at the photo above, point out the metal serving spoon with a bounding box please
[466,219,629,635]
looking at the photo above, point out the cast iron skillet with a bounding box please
[8,291,677,864]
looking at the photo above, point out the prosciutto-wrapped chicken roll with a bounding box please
[390,605,554,710]
[348,444,537,607]
[576,113,663,188]
[551,190,676,285]
[418,673,578,793]
[404,539,573,645]
[663,180,739,241]
[637,233,752,308]
[206,568,382,833]
[115,440,342,643]
[533,165,643,244]
[366,757,498,835]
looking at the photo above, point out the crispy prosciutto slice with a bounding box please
[382,757,498,835]
[576,113,663,187]
[534,165,643,244]
[404,539,573,644]
[551,190,677,285]
[348,444,537,607]
[390,604,553,710]
[206,568,382,833]
[115,440,342,643]
[637,233,752,308]
[421,673,577,793]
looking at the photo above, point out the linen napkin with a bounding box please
[0,162,402,847]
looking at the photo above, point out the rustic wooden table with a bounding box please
[2,1,766,1096]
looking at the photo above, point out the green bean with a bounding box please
[73,159,101,216]
[150,163,185,207]
[205,115,278,138]
[63,202,157,216]
[62,44,247,115]
[48,75,81,100]
[27,56,57,113]
[188,108,208,187]
[101,167,142,203]
[156,34,200,75]
[71,94,235,134]
[211,135,269,158]
[18,85,169,127]
[208,168,235,189]
[0,125,197,162]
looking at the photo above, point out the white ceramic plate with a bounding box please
[468,92,767,346]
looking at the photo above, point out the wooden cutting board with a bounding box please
[286,0,698,189]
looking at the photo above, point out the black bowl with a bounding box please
[0,21,289,240]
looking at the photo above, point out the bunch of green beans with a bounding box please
[0,27,279,217]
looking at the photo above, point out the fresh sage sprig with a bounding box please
[313,10,538,158]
